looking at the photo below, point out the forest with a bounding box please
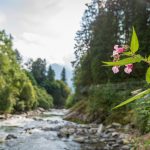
[66,0,150,135]
[0,31,70,116]
[0,0,150,149]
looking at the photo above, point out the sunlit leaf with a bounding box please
[130,27,139,53]
[123,51,133,56]
[113,89,150,109]
[148,55,150,61]
[146,67,150,84]
[103,55,143,66]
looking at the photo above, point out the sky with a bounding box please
[0,0,91,68]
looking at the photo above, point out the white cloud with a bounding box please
[0,0,91,68]
[0,12,6,25]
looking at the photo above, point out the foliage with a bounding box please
[28,58,71,108]
[0,86,16,113]
[45,80,70,108]
[71,0,150,127]
[0,28,72,113]
[20,81,36,110]
[87,83,137,123]
[134,95,150,134]
[47,65,55,82]
[0,30,39,113]
[15,101,25,112]
[61,67,66,83]
[104,27,150,108]
[35,87,53,109]
[24,70,37,85]
[30,58,47,86]
[65,94,75,108]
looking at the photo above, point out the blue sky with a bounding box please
[0,0,91,68]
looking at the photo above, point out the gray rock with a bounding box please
[97,124,103,136]
[91,138,98,143]
[107,128,116,132]
[121,145,130,150]
[89,124,98,128]
[106,124,112,129]
[105,137,116,142]
[100,132,111,138]
[111,122,121,128]
[58,127,70,138]
[68,128,75,135]
[0,136,5,143]
[112,143,120,148]
[76,128,85,135]
[5,134,17,140]
[89,128,97,134]
[73,136,85,143]
[112,132,119,137]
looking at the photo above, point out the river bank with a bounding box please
[0,109,139,150]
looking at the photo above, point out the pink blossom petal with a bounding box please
[124,67,132,74]
[117,48,125,53]
[112,66,119,74]
[125,64,133,69]
[113,50,119,56]
[114,45,119,50]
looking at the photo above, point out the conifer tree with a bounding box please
[61,67,66,83]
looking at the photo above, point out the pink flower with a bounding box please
[113,50,119,56]
[124,64,133,74]
[114,45,119,50]
[112,66,119,74]
[114,45,125,54]
[117,48,124,53]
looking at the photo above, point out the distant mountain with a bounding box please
[51,63,73,89]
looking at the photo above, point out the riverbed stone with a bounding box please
[97,124,103,136]
[0,109,133,150]
[73,136,85,143]
[121,145,130,150]
[112,132,119,137]
[0,136,5,143]
[5,134,17,140]
[89,128,97,134]
[68,128,76,135]
[76,128,85,135]
[111,122,122,128]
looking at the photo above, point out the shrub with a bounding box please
[20,81,36,110]
[0,86,16,113]
[45,80,70,108]
[35,87,53,109]
[65,94,75,108]
[134,95,150,134]
[15,101,25,112]
[87,82,143,123]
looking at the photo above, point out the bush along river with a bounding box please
[0,109,132,150]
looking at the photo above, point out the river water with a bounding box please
[0,109,131,150]
[0,109,83,150]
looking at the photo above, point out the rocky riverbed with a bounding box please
[0,109,132,150]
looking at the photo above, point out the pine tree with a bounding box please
[47,65,55,81]
[61,67,66,83]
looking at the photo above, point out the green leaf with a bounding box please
[123,51,133,56]
[130,27,139,53]
[113,89,150,109]
[103,55,143,66]
[148,55,150,61]
[146,67,150,84]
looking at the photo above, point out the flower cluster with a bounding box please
[112,45,133,74]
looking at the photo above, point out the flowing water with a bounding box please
[0,109,83,150]
[0,109,131,150]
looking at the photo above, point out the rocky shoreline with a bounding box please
[0,109,134,150]
[57,122,132,150]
